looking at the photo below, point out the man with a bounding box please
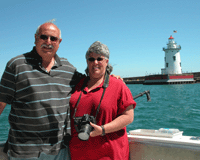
[0,22,82,159]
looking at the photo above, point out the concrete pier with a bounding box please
[124,72,200,85]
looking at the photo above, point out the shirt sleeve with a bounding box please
[117,82,136,115]
[0,62,16,104]
[70,71,86,86]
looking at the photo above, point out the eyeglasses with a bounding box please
[39,35,59,42]
[88,57,105,62]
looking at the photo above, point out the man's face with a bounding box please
[35,23,62,61]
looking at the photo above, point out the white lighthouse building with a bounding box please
[143,35,195,85]
[161,35,182,74]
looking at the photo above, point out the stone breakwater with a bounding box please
[124,72,200,84]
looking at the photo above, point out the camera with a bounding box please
[74,114,96,141]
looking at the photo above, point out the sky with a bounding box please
[0,0,200,78]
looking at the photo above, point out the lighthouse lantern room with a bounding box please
[161,35,182,74]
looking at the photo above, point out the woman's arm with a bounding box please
[90,105,134,137]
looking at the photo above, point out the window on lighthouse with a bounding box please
[166,63,168,67]
[173,56,176,61]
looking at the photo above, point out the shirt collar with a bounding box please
[26,47,62,67]
[83,77,104,93]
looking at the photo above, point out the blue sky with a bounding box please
[0,0,199,78]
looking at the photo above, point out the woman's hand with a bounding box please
[90,122,102,137]
[89,105,134,138]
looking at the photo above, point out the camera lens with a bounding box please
[78,124,93,141]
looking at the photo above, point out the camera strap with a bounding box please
[95,72,109,118]
[73,72,110,119]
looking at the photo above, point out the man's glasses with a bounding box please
[39,35,59,42]
[88,57,105,62]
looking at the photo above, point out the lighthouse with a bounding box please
[162,35,182,74]
[143,35,195,85]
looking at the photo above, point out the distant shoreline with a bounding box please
[124,72,200,85]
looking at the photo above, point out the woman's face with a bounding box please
[87,52,108,79]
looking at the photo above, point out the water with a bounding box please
[127,83,200,137]
[0,104,10,142]
[0,83,200,141]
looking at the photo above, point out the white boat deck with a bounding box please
[1,133,200,160]
[128,134,200,160]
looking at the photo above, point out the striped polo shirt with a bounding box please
[0,47,84,158]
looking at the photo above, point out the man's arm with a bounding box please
[111,74,124,82]
[70,71,86,87]
[0,102,7,115]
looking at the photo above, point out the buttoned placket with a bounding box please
[38,60,59,76]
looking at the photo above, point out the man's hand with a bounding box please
[111,74,124,82]
[0,102,7,115]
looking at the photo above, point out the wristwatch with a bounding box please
[101,125,106,136]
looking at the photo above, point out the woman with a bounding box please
[69,41,136,160]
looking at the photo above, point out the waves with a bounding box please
[127,83,200,137]
[1,83,200,142]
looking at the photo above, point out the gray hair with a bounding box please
[35,21,62,39]
[85,41,113,75]
[86,41,110,59]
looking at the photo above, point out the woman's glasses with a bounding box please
[40,35,59,42]
[88,57,105,62]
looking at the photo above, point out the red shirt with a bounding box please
[69,76,136,160]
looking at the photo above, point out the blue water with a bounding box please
[1,83,200,141]
[127,83,200,137]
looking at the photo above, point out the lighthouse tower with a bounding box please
[161,35,182,74]
[144,35,195,85]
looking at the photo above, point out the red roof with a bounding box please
[169,35,174,39]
